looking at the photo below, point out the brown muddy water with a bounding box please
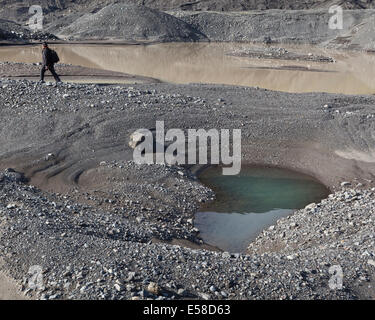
[0,42,374,94]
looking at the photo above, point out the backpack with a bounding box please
[49,49,60,64]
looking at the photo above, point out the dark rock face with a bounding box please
[0,168,27,183]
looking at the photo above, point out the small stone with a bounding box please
[127,272,136,281]
[45,153,55,161]
[177,288,186,295]
[220,291,228,298]
[146,282,160,295]
[6,203,17,209]
[199,293,211,300]
[305,203,316,210]
[126,284,136,292]
[263,36,272,44]
[114,283,124,292]
[129,129,153,149]
[341,182,351,187]
[222,252,230,258]
[209,285,217,292]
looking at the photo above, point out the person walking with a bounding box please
[39,42,61,83]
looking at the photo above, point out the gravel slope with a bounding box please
[1,168,374,300]
[2,0,375,25]
[49,6,375,49]
[1,0,375,49]
[0,19,56,42]
[170,9,375,49]
[55,3,207,42]
[2,0,375,49]
[0,78,374,299]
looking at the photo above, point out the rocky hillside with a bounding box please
[0,19,56,41]
[1,0,375,26]
[0,77,374,299]
[56,3,207,41]
[170,9,375,49]
[139,0,375,11]
[2,0,375,44]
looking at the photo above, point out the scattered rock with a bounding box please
[146,282,160,295]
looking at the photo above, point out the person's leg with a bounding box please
[49,64,61,82]
[40,65,46,82]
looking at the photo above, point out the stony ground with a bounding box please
[1,167,374,300]
[0,77,374,299]
[227,46,335,62]
[248,187,375,299]
[170,9,375,50]
[1,0,375,302]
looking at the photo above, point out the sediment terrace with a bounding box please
[1,0,375,302]
[0,77,374,299]
[1,78,374,189]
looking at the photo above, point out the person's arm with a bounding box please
[42,49,48,66]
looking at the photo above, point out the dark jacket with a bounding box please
[42,48,53,66]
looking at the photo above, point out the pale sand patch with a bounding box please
[0,220,28,300]
[335,149,375,163]
[0,259,28,300]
